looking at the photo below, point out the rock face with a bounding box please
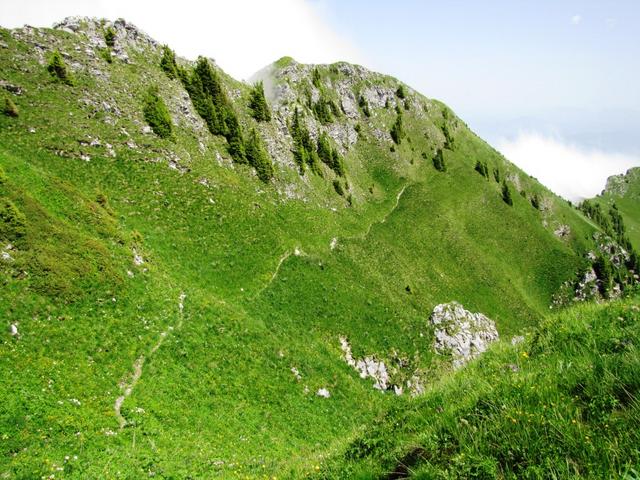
[603,167,640,197]
[430,302,499,368]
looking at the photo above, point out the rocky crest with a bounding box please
[603,167,640,198]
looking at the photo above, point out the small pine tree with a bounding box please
[160,46,178,79]
[442,122,454,150]
[317,132,332,165]
[317,133,345,177]
[390,112,405,144]
[312,67,322,89]
[593,254,613,297]
[47,50,73,85]
[530,193,540,210]
[501,180,513,206]
[358,95,371,117]
[626,250,640,275]
[330,149,345,177]
[142,85,173,139]
[245,128,274,183]
[248,81,271,122]
[396,85,406,99]
[474,160,489,178]
[333,179,344,196]
[224,110,246,163]
[432,149,446,172]
[493,167,501,183]
[312,96,333,124]
[0,199,27,243]
[104,27,116,48]
[99,48,113,64]
[3,97,19,117]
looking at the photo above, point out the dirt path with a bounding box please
[114,292,186,429]
[359,184,408,240]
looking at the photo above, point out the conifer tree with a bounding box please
[593,254,613,297]
[474,160,489,178]
[390,112,405,144]
[224,110,246,163]
[358,95,371,117]
[317,132,332,165]
[245,128,274,183]
[501,180,513,206]
[142,85,173,139]
[104,27,116,48]
[396,85,406,99]
[290,108,319,173]
[248,81,271,122]
[3,97,19,117]
[530,193,540,210]
[47,50,73,85]
[312,67,322,89]
[160,46,178,79]
[333,179,344,196]
[432,149,446,172]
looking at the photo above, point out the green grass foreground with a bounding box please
[317,297,640,479]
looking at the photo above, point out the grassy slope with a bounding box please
[593,168,640,252]
[316,296,640,479]
[0,21,615,479]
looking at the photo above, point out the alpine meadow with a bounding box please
[1,15,639,480]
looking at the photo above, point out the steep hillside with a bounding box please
[0,17,636,478]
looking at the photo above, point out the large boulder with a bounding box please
[430,302,499,368]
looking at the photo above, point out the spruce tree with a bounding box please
[330,149,345,177]
[442,122,454,150]
[501,180,513,206]
[396,85,406,99]
[104,27,116,48]
[593,255,613,297]
[312,67,322,89]
[475,160,489,178]
[290,108,317,174]
[432,149,446,172]
[530,193,541,210]
[245,128,274,183]
[390,112,405,144]
[358,95,371,117]
[333,179,344,196]
[312,96,333,124]
[142,85,173,139]
[317,132,332,165]
[248,81,271,122]
[224,110,246,163]
[3,97,19,117]
[160,46,178,79]
[47,51,73,85]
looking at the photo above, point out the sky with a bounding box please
[2,0,639,200]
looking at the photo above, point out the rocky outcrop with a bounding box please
[603,167,640,197]
[430,302,499,368]
[340,336,390,391]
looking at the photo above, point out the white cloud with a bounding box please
[0,0,365,80]
[571,14,582,25]
[497,132,640,201]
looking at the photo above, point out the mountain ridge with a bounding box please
[1,16,638,478]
